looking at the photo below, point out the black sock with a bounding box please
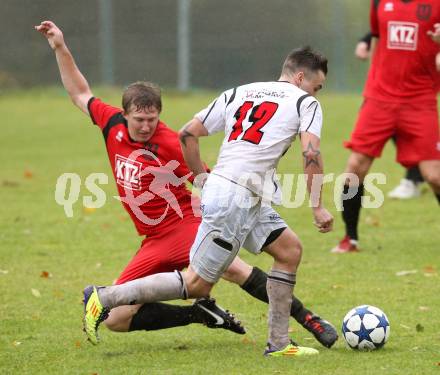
[342,184,364,241]
[240,266,312,324]
[436,193,440,205]
[129,302,204,332]
[405,166,424,184]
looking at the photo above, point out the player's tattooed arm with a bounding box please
[179,125,196,147]
[302,141,321,168]
[179,119,209,185]
[300,131,325,209]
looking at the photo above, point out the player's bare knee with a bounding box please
[266,230,302,269]
[345,152,372,180]
[104,305,140,332]
[285,240,302,268]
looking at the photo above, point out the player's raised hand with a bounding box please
[427,23,440,44]
[35,21,65,50]
[312,207,334,233]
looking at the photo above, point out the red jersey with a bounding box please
[88,97,201,236]
[365,0,440,102]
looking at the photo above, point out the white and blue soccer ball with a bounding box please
[342,305,390,350]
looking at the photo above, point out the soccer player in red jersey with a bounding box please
[355,31,426,199]
[36,21,338,347]
[333,0,440,253]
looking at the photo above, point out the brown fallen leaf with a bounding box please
[83,207,96,214]
[40,271,52,278]
[24,170,33,179]
[75,341,81,348]
[424,266,436,274]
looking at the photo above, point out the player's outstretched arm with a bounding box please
[35,21,92,114]
[179,118,209,188]
[300,131,333,233]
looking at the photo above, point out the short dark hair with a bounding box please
[122,81,162,113]
[281,46,328,76]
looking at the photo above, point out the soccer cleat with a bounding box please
[83,285,109,345]
[388,179,421,199]
[331,235,359,253]
[194,297,246,335]
[264,340,319,357]
[302,313,338,348]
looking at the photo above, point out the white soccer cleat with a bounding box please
[387,179,421,200]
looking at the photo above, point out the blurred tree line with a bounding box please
[0,0,370,91]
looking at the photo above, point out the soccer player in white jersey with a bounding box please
[83,46,334,357]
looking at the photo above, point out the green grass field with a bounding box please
[1,88,439,374]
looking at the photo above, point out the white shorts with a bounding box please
[189,174,287,283]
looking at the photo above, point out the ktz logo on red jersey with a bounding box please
[115,154,142,190]
[387,21,418,51]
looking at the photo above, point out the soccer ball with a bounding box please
[342,305,390,350]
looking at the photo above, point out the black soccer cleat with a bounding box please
[194,297,246,335]
[302,313,338,348]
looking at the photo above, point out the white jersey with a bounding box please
[195,81,323,204]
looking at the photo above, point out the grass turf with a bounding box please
[0,88,439,374]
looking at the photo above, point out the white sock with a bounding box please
[98,271,187,309]
[267,269,296,350]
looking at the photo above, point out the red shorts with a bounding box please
[115,217,201,285]
[344,98,440,168]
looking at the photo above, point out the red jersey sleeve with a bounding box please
[370,0,379,37]
[87,97,122,130]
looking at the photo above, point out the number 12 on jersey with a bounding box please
[228,101,278,144]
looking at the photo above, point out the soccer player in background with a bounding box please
[35,21,338,347]
[355,31,426,200]
[83,46,334,357]
[333,0,440,253]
